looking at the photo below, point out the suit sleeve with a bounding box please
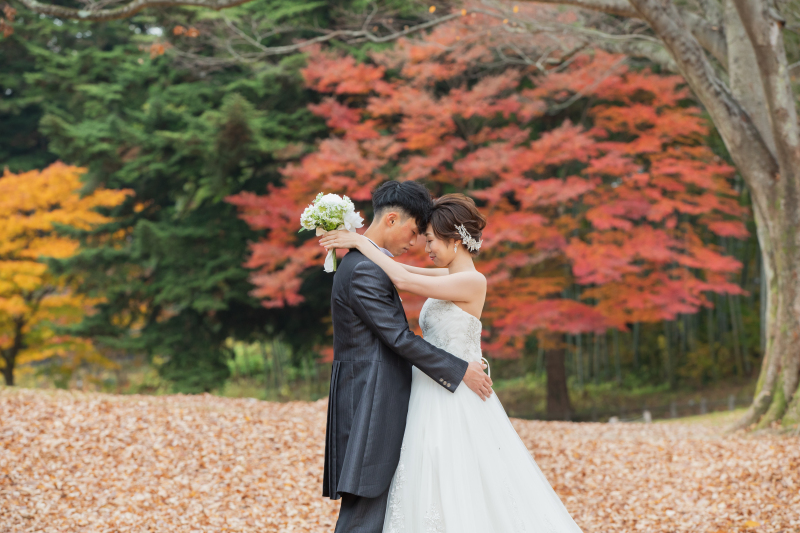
[349,260,469,393]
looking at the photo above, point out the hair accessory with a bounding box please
[455,224,483,252]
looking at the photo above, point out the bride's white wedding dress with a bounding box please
[382,299,584,533]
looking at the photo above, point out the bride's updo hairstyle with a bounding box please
[430,194,487,257]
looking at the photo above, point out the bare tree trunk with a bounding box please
[1,318,25,386]
[575,333,584,389]
[759,254,766,354]
[259,342,271,396]
[729,0,800,429]
[707,305,714,349]
[663,321,675,389]
[272,339,285,393]
[723,0,776,153]
[733,294,750,373]
[536,339,545,376]
[1,352,13,386]
[728,293,744,375]
[544,333,573,420]
[723,0,775,386]
[613,328,622,384]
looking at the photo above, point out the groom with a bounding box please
[323,181,493,532]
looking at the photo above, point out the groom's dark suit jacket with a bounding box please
[323,249,469,499]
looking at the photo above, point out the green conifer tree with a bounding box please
[1,1,339,391]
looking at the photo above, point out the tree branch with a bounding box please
[732,0,800,180]
[594,37,676,71]
[17,0,726,70]
[697,0,723,27]
[681,10,727,65]
[524,0,727,66]
[626,0,778,202]
[178,11,475,59]
[174,4,675,71]
[18,0,728,73]
[547,55,628,113]
[16,0,254,21]
[523,0,639,18]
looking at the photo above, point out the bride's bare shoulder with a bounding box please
[452,270,486,287]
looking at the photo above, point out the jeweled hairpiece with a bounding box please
[455,224,483,252]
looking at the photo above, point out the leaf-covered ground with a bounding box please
[1,388,798,533]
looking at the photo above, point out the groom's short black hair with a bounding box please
[372,181,433,233]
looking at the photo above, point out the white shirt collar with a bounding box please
[365,237,394,258]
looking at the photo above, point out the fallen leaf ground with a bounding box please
[1,388,798,533]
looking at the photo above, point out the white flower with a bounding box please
[318,193,345,208]
[300,207,317,230]
[343,209,364,232]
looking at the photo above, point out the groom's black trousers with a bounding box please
[334,487,391,533]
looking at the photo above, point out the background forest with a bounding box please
[1,0,796,423]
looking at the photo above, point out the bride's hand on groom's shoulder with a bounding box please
[463,360,493,401]
[319,230,365,251]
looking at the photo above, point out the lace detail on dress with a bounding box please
[385,444,407,533]
[419,299,453,350]
[464,313,482,358]
[419,299,482,363]
[504,478,527,532]
[424,504,445,533]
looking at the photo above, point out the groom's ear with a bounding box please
[383,211,401,227]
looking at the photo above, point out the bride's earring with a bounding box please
[454,242,458,253]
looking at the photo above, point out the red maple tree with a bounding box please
[228,13,747,415]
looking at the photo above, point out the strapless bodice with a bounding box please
[419,298,483,363]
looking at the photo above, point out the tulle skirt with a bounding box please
[382,366,584,533]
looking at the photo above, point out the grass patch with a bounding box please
[494,372,757,422]
[656,407,748,427]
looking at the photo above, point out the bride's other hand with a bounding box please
[463,360,493,401]
[319,230,366,251]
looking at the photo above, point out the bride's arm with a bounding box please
[320,231,485,303]
[400,264,450,276]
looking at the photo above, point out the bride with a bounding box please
[319,194,583,533]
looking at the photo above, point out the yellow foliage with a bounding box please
[0,162,131,383]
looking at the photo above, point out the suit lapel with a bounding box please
[351,249,407,322]
[390,286,408,325]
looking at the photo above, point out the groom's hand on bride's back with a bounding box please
[462,361,493,401]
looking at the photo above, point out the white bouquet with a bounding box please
[300,192,364,272]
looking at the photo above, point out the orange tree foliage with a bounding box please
[0,162,131,385]
[228,17,747,360]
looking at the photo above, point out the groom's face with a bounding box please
[383,212,421,256]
